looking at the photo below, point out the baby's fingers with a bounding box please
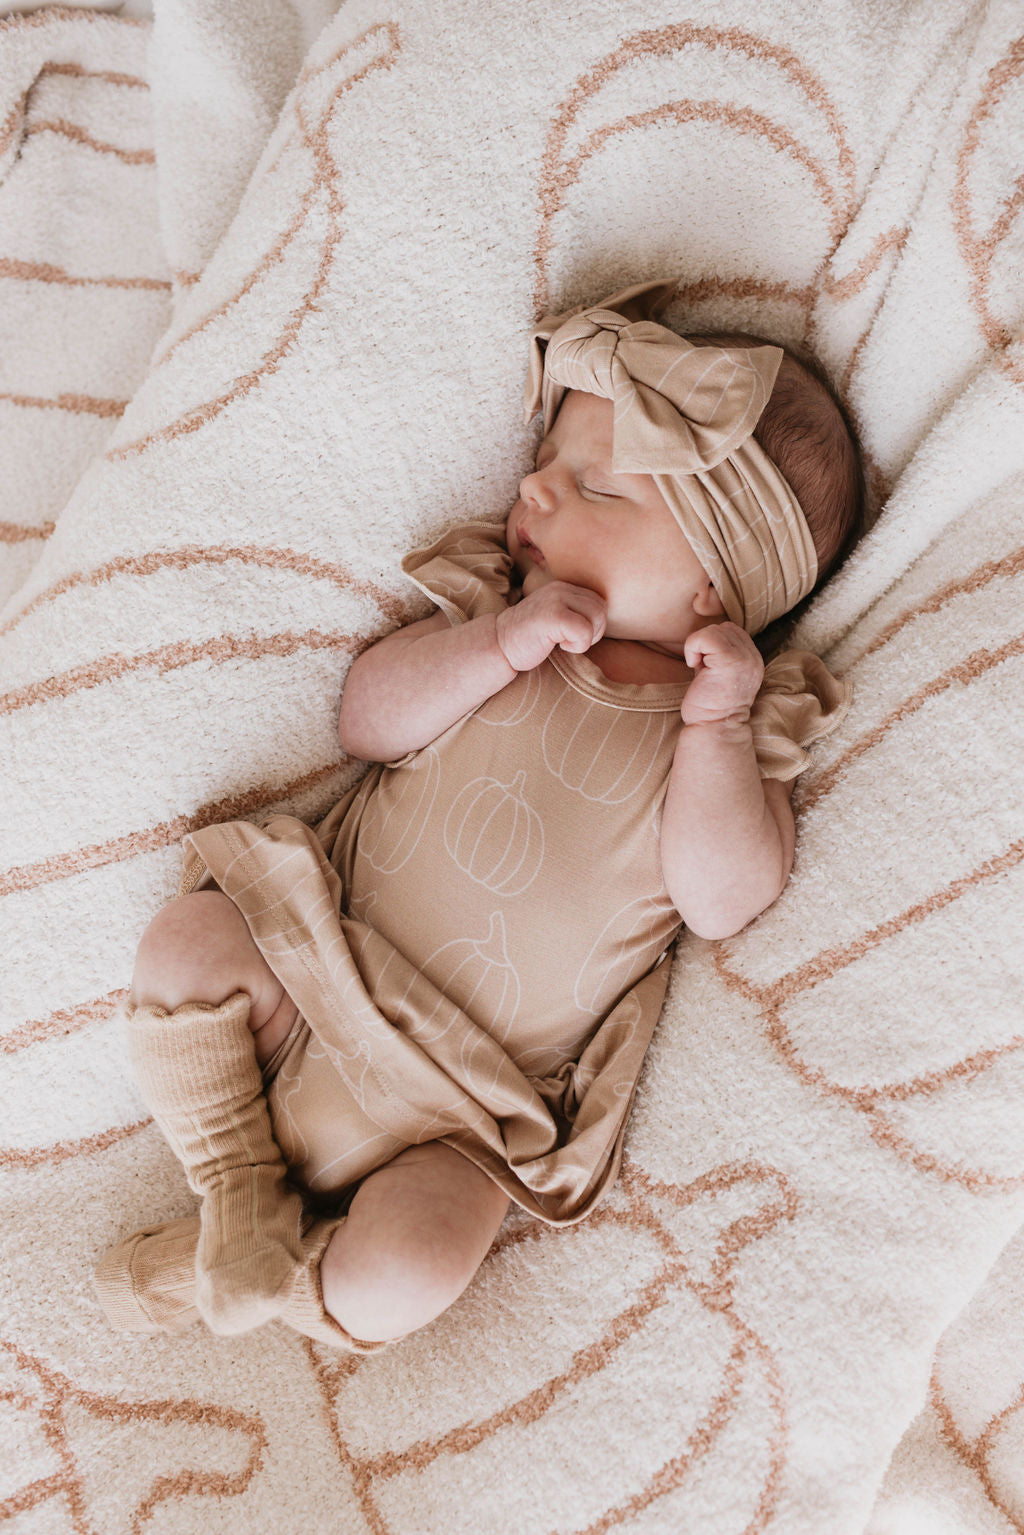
[684,621,750,668]
[556,614,597,652]
[556,590,606,651]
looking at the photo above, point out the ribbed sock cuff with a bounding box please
[282,1218,391,1354]
[126,994,258,1129]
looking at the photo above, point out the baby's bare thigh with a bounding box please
[131,890,299,1063]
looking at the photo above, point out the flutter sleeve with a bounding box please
[750,649,852,781]
[401,519,514,624]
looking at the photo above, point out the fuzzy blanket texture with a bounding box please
[1,2,1023,1532]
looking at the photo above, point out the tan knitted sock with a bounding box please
[93,1218,202,1333]
[126,993,305,1335]
[281,1216,389,1353]
[93,1213,389,1354]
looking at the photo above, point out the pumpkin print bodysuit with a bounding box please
[180,520,849,1225]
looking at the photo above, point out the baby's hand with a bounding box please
[495,582,607,673]
[681,621,764,725]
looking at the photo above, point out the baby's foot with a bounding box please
[94,1218,202,1334]
[193,1165,306,1334]
[94,1210,388,1352]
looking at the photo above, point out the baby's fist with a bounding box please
[681,621,764,725]
[496,582,606,673]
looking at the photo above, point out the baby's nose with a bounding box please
[519,466,557,509]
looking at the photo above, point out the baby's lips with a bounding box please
[516,522,544,565]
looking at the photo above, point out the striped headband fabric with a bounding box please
[523,279,819,635]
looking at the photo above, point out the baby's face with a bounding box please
[507,390,723,649]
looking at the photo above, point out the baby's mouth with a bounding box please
[516,523,544,566]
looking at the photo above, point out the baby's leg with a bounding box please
[320,1142,510,1341]
[131,890,299,1064]
[96,1142,510,1349]
[111,893,508,1347]
[126,890,305,1333]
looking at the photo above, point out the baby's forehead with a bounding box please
[543,388,615,452]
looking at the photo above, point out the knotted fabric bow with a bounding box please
[523,278,819,635]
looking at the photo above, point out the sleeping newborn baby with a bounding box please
[94,279,860,1353]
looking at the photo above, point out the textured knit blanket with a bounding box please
[2,3,1023,1532]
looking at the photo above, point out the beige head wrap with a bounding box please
[523,278,818,635]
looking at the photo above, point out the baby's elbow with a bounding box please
[675,882,786,941]
[336,700,359,756]
[682,909,751,941]
[337,695,383,762]
[337,720,365,760]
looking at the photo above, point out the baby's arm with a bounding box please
[661,622,796,940]
[338,582,606,762]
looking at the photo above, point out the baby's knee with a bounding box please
[319,1218,485,1343]
[130,892,257,1011]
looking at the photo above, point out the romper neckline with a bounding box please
[549,649,687,713]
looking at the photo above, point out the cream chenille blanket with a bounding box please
[2,2,1023,1531]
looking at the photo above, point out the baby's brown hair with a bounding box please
[688,332,866,651]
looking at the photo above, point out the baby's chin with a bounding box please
[518,564,552,596]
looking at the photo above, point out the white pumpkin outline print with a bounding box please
[574,895,673,1015]
[346,887,379,926]
[357,745,441,873]
[327,925,406,1112]
[412,910,522,1049]
[267,1038,314,1172]
[541,693,672,804]
[330,940,476,1126]
[307,1124,404,1194]
[474,661,543,728]
[443,769,545,896]
[269,1029,404,1192]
